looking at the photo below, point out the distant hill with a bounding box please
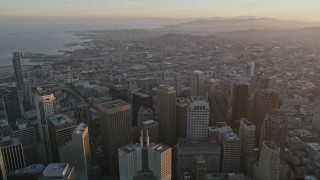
[161,18,320,33]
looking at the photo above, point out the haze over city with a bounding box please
[1,0,320,180]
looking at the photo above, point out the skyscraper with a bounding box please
[110,84,128,102]
[187,96,209,141]
[238,119,256,156]
[253,141,280,180]
[3,89,22,125]
[238,118,256,173]
[231,83,249,132]
[190,70,205,97]
[12,52,26,112]
[0,150,6,180]
[141,120,159,144]
[220,132,241,173]
[176,97,188,139]
[157,85,176,147]
[12,120,38,165]
[260,109,287,160]
[59,123,92,180]
[98,100,132,176]
[132,91,153,126]
[148,143,172,180]
[34,91,58,163]
[0,137,25,173]
[176,138,221,176]
[118,144,143,180]
[174,76,183,97]
[0,119,25,174]
[252,90,279,144]
[39,163,75,180]
[246,62,255,77]
[48,113,77,163]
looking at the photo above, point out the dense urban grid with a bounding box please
[1,20,320,180]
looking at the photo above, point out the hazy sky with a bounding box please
[1,0,320,21]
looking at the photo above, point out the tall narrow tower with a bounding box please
[190,70,205,97]
[12,52,25,117]
[59,123,92,180]
[34,91,58,163]
[157,85,176,147]
[98,100,132,176]
[187,96,209,141]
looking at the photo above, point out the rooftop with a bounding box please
[13,164,45,175]
[99,99,129,109]
[74,123,87,135]
[133,91,150,98]
[42,163,71,177]
[178,138,220,148]
[307,143,320,152]
[49,113,76,127]
[119,143,142,153]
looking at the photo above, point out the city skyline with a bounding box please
[1,0,320,21]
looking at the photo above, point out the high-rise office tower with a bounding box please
[176,97,188,139]
[148,143,172,180]
[253,141,280,180]
[0,150,6,180]
[34,91,58,163]
[193,155,206,180]
[75,102,89,124]
[220,132,241,173]
[187,96,209,141]
[260,109,287,160]
[190,70,205,97]
[110,84,128,102]
[176,138,221,176]
[156,85,176,147]
[7,164,44,180]
[0,137,25,173]
[252,90,279,144]
[231,83,249,132]
[48,113,77,163]
[12,120,38,165]
[210,90,228,124]
[238,118,256,172]
[59,123,91,180]
[238,119,256,156]
[98,100,132,176]
[246,62,255,77]
[174,76,183,97]
[132,91,153,126]
[12,52,25,115]
[3,89,21,125]
[118,144,143,180]
[39,163,75,180]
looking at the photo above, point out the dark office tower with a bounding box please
[98,100,131,176]
[12,52,25,115]
[34,92,58,163]
[260,109,287,160]
[176,97,188,139]
[175,76,182,97]
[75,102,89,123]
[60,123,91,180]
[12,52,24,92]
[252,90,279,144]
[193,155,206,180]
[12,120,38,166]
[156,85,176,147]
[3,90,21,125]
[48,113,77,163]
[132,91,153,126]
[231,83,249,132]
[137,106,154,128]
[110,84,128,102]
[0,150,7,180]
[210,90,228,124]
[0,137,25,173]
[7,164,44,180]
